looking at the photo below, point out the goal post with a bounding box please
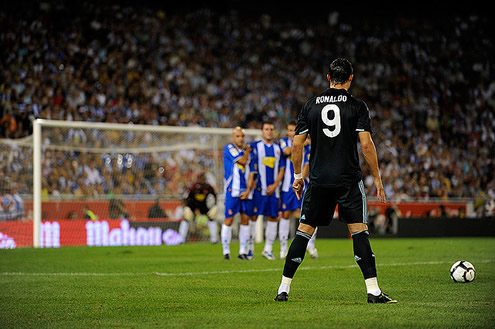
[31,119,261,248]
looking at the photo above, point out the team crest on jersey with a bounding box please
[262,156,276,168]
[228,144,240,157]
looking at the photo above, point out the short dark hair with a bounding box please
[287,120,297,127]
[329,58,353,85]
[261,120,274,129]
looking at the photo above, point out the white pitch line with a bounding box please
[1,260,492,277]
[153,260,494,276]
[0,272,146,276]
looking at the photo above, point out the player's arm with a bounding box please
[267,166,285,195]
[236,144,251,166]
[184,185,195,207]
[240,172,255,200]
[209,185,216,201]
[241,153,258,199]
[292,132,307,199]
[247,172,256,191]
[358,131,386,203]
[280,138,291,156]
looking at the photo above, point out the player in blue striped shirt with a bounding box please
[279,121,312,259]
[221,127,254,260]
[251,121,285,260]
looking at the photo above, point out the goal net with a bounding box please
[0,119,260,248]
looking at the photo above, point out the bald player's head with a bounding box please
[232,126,246,148]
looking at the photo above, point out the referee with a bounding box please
[275,58,397,304]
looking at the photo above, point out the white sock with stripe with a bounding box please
[238,224,249,255]
[278,275,292,295]
[248,220,257,252]
[365,277,381,296]
[278,218,291,254]
[208,220,218,243]
[263,221,278,253]
[221,224,232,255]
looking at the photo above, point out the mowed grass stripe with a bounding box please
[1,259,492,277]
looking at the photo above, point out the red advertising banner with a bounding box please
[24,200,183,220]
[0,200,467,248]
[367,201,466,217]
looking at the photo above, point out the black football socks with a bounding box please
[283,230,312,279]
[352,231,377,279]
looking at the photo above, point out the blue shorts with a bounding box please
[243,197,256,217]
[280,190,301,212]
[225,192,247,218]
[253,188,279,218]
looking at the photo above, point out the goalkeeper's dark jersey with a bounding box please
[295,88,372,187]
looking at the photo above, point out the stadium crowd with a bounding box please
[0,2,494,215]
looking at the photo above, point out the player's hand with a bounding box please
[374,178,386,203]
[239,191,249,200]
[266,184,276,196]
[292,178,304,200]
[244,144,252,152]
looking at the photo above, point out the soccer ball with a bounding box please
[450,261,476,283]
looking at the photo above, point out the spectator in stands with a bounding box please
[9,183,24,220]
[0,2,493,206]
[108,185,130,219]
[0,184,24,220]
[0,109,17,138]
[438,205,448,219]
[384,204,401,234]
[148,199,167,219]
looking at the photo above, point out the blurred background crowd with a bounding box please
[0,1,494,216]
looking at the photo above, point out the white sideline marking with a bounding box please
[0,272,143,276]
[154,260,494,276]
[1,260,492,277]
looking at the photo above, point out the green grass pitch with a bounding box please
[1,237,494,328]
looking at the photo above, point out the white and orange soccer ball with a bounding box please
[450,261,476,283]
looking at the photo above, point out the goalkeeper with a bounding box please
[182,172,219,243]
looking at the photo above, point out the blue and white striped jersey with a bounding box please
[223,143,247,197]
[251,140,285,197]
[280,137,311,192]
